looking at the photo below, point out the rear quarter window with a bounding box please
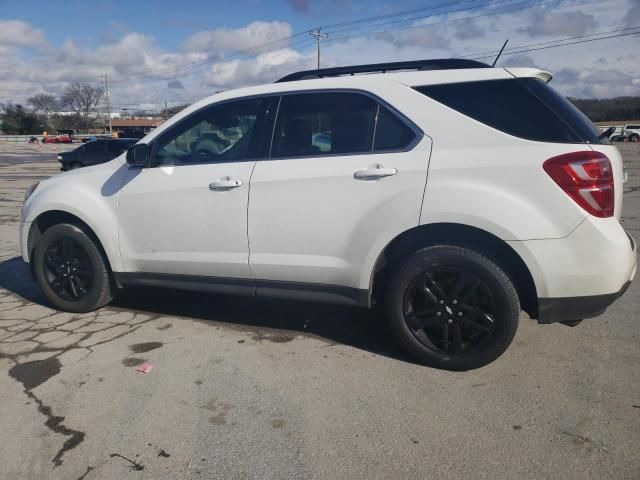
[415,78,605,144]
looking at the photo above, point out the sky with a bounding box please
[0,0,639,114]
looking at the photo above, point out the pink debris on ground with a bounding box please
[136,363,154,374]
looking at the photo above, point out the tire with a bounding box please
[70,163,82,170]
[629,134,639,143]
[385,245,519,371]
[33,223,113,313]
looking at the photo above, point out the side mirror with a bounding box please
[126,144,149,167]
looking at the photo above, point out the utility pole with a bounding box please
[164,100,168,120]
[100,73,112,135]
[309,28,328,69]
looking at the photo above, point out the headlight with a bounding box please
[57,155,62,160]
[24,182,39,202]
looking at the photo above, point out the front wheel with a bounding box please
[629,133,639,143]
[33,223,114,313]
[385,245,520,370]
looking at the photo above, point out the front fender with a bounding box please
[22,160,128,272]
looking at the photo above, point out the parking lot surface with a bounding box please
[0,143,638,479]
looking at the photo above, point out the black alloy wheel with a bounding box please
[403,267,497,355]
[33,223,114,313]
[43,237,94,301]
[386,245,520,370]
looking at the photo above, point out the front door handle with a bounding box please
[353,165,398,180]
[209,177,243,190]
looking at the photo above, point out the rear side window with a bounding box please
[271,92,419,158]
[374,105,417,150]
[415,78,605,144]
[85,141,106,153]
[627,125,640,129]
[107,141,127,154]
[272,92,377,158]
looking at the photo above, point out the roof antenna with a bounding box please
[491,39,509,67]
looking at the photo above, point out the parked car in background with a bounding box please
[57,138,138,171]
[599,126,627,142]
[116,127,146,139]
[43,130,74,144]
[623,124,640,142]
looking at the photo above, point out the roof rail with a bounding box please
[276,58,490,83]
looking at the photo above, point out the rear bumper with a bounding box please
[508,218,637,299]
[534,229,636,323]
[537,280,632,323]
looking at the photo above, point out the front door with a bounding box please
[117,97,274,279]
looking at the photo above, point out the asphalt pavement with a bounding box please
[0,142,638,479]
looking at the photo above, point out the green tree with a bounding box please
[0,103,46,134]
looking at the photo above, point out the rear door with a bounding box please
[248,91,431,295]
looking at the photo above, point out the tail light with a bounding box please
[543,151,614,218]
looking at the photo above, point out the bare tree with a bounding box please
[61,83,103,127]
[27,93,58,119]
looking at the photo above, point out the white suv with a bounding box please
[20,59,637,370]
[623,124,640,142]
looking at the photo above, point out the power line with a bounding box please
[469,29,640,59]
[321,0,562,45]
[110,32,311,84]
[109,0,537,85]
[107,24,640,110]
[455,26,640,58]
[323,0,527,36]
[318,0,482,30]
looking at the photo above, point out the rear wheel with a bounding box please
[386,245,519,370]
[70,162,82,170]
[33,223,113,313]
[630,133,639,143]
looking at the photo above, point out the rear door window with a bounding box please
[271,92,418,158]
[272,92,377,158]
[415,78,605,144]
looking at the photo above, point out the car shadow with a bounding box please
[0,257,415,364]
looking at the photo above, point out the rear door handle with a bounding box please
[209,177,243,190]
[354,165,398,180]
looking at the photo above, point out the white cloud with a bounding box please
[452,18,485,40]
[624,0,640,28]
[1,1,639,111]
[0,19,46,49]
[181,21,293,54]
[204,48,311,90]
[518,10,597,37]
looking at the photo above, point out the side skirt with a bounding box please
[113,272,370,307]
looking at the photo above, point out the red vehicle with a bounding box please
[42,130,74,144]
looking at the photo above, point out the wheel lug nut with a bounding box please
[447,319,453,324]
[452,299,458,305]
[458,312,463,317]
[436,311,442,316]
[439,300,445,305]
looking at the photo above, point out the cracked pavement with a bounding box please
[0,143,638,479]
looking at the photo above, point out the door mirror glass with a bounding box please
[126,144,149,167]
